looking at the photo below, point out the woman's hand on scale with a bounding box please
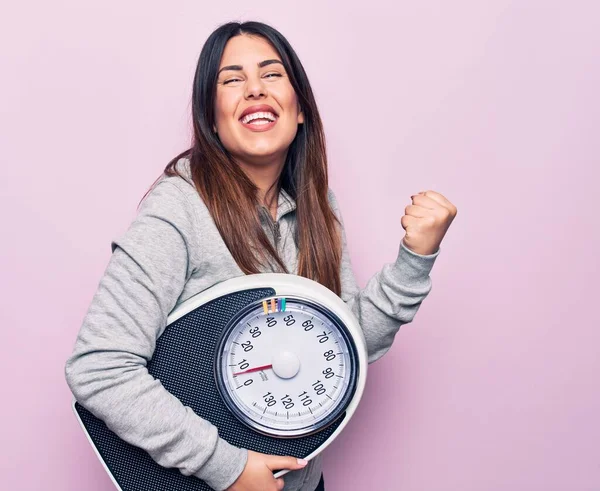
[226,450,308,491]
[401,190,457,255]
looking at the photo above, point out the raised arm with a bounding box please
[328,189,441,364]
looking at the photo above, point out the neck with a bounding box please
[236,153,286,219]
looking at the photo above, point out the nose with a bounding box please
[244,76,267,100]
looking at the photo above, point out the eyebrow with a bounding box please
[217,59,283,76]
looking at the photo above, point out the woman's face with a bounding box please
[214,34,304,166]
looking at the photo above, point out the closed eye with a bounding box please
[222,73,282,85]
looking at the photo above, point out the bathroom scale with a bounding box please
[73,273,368,490]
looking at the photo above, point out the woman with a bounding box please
[65,21,456,491]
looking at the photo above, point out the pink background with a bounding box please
[1,1,599,490]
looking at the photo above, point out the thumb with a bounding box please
[265,455,309,471]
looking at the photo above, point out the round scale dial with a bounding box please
[215,296,358,437]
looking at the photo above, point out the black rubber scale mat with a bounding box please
[75,287,346,490]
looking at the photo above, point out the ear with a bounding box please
[297,109,304,125]
[213,125,218,133]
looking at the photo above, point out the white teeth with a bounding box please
[241,111,277,124]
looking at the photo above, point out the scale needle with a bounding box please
[233,364,273,376]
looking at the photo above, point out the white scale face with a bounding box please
[216,296,357,437]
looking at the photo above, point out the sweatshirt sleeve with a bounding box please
[64,180,248,491]
[328,189,441,364]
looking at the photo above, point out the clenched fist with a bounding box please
[401,190,457,256]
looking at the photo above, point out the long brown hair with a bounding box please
[163,21,341,295]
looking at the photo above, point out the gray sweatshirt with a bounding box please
[65,158,440,491]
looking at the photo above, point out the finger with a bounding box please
[404,204,428,217]
[275,478,285,490]
[266,455,308,471]
[410,193,439,210]
[400,214,419,231]
[420,191,455,211]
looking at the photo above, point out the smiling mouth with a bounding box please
[240,111,278,126]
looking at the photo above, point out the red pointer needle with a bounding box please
[233,364,273,376]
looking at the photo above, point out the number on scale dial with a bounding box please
[216,297,357,437]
